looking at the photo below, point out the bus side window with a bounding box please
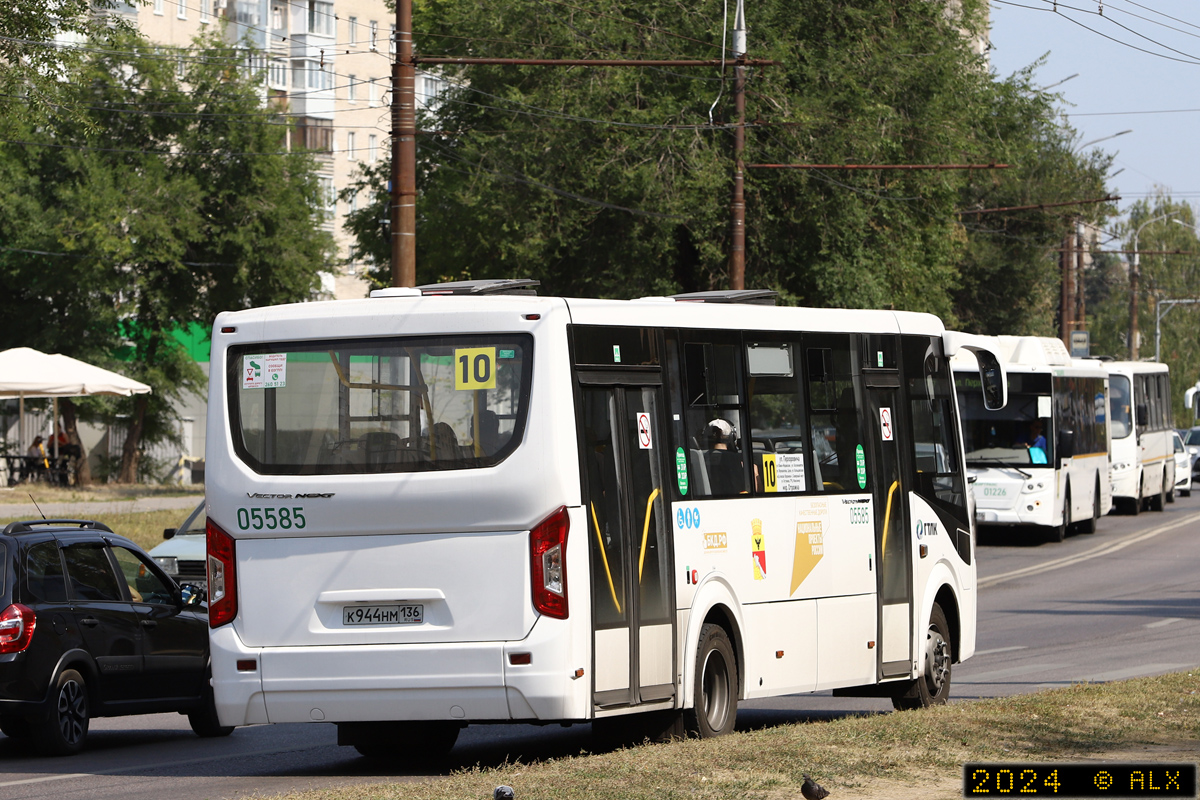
[682,340,748,497]
[746,341,809,493]
[805,338,862,493]
[903,336,966,523]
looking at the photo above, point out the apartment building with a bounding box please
[120,0,442,300]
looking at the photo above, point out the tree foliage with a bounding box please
[1088,194,1200,421]
[343,0,1111,328]
[0,25,335,481]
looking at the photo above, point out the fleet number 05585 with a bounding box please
[236,506,307,530]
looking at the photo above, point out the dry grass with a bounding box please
[256,671,1200,800]
[0,483,202,506]
[0,509,188,552]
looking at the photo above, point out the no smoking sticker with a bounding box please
[636,412,652,449]
[880,407,894,441]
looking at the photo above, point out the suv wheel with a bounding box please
[34,669,89,756]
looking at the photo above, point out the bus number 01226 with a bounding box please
[236,506,307,531]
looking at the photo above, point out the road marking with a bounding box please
[1145,617,1183,628]
[978,511,1200,589]
[0,743,319,788]
[974,645,1028,656]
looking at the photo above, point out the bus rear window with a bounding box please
[228,335,533,475]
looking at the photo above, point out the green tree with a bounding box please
[0,25,335,482]
[343,0,1110,328]
[1089,194,1200,421]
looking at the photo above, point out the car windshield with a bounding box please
[1186,429,1200,446]
[177,503,206,535]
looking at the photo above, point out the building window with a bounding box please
[347,131,356,160]
[368,134,378,163]
[154,0,164,15]
[389,24,396,56]
[268,59,287,89]
[177,0,186,19]
[318,175,336,216]
[368,78,378,106]
[348,16,357,44]
[293,117,334,153]
[272,5,284,29]
[307,62,332,91]
[349,192,358,214]
[292,60,305,89]
[308,1,334,37]
[370,20,378,51]
[201,0,210,23]
[347,75,356,102]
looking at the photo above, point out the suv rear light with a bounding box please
[0,604,35,654]
[530,506,569,619]
[207,518,238,628]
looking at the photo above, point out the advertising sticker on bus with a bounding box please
[243,353,287,389]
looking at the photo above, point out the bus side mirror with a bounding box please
[1058,428,1076,459]
[975,350,1006,411]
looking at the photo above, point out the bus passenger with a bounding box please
[703,418,745,495]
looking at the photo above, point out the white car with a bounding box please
[150,501,208,591]
[1172,431,1191,499]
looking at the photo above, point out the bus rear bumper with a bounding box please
[211,618,579,726]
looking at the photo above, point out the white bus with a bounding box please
[203,281,1004,758]
[1102,361,1174,513]
[953,336,1111,543]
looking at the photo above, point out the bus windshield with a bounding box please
[1109,374,1132,439]
[229,335,532,475]
[955,374,1053,467]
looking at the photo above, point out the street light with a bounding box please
[1078,129,1132,150]
[1129,211,1178,359]
[1152,218,1200,362]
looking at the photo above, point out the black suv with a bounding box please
[0,519,230,755]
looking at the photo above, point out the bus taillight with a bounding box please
[207,518,238,628]
[530,506,569,620]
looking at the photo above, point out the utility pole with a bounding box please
[1075,219,1086,332]
[1060,227,1074,346]
[391,0,417,287]
[728,0,747,291]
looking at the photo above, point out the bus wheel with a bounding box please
[684,623,738,738]
[345,721,460,762]
[1150,474,1167,512]
[1048,487,1069,542]
[1130,478,1143,516]
[1079,481,1100,534]
[1165,470,1176,505]
[892,604,952,710]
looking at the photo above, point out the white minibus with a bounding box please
[204,281,1004,758]
[1103,361,1174,512]
[953,336,1111,542]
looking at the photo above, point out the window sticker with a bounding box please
[675,447,689,495]
[243,353,287,389]
[855,444,867,489]
[454,347,496,390]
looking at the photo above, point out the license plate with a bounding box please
[342,604,423,625]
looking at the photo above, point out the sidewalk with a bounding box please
[0,494,201,520]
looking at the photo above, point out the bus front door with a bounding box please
[866,382,914,679]
[581,383,675,709]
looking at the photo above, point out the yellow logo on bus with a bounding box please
[751,519,766,580]
[454,347,497,390]
[790,520,824,594]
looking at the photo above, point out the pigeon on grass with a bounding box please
[801,774,830,800]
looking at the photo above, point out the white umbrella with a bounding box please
[0,347,151,465]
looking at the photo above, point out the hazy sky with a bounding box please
[987,0,1200,222]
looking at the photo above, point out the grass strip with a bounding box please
[258,671,1200,800]
[0,509,184,552]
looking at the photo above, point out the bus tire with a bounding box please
[33,669,89,756]
[1079,480,1100,534]
[1165,469,1176,505]
[892,604,952,710]
[1048,487,1068,542]
[1150,474,1166,512]
[1130,477,1143,515]
[188,670,235,738]
[683,623,738,738]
